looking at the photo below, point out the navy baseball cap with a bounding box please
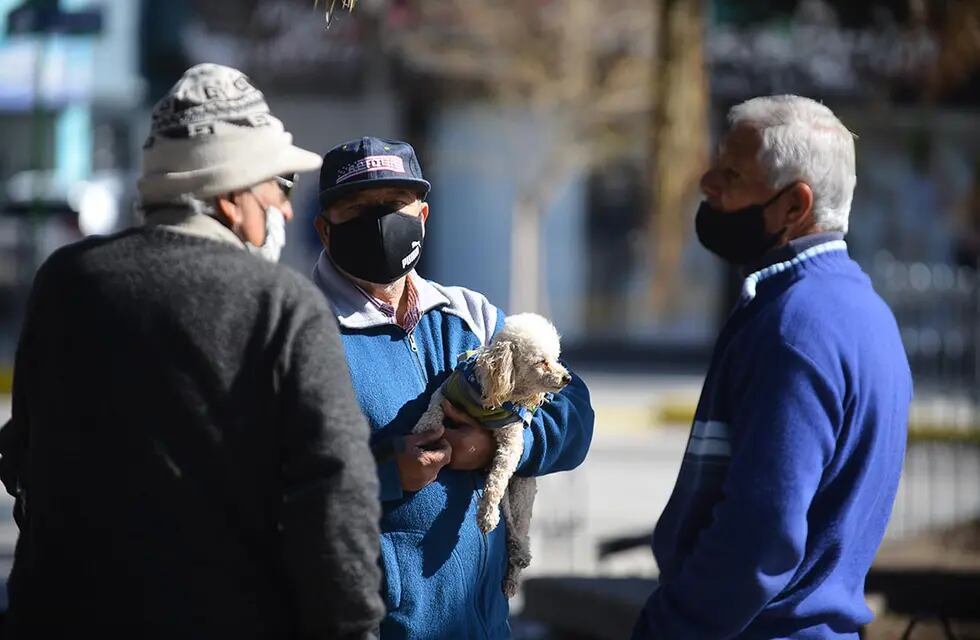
[318,137,431,209]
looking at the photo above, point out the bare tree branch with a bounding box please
[385,0,704,314]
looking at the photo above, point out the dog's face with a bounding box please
[474,313,571,409]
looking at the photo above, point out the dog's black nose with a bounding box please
[561,373,571,385]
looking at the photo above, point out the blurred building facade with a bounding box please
[0,0,977,371]
[0,0,143,360]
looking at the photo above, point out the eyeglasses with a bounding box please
[275,173,297,199]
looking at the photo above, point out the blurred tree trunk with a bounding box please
[508,0,594,315]
[509,136,589,314]
[385,0,652,314]
[510,195,544,315]
[648,0,708,316]
[927,0,980,102]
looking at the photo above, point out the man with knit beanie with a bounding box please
[0,64,384,639]
[631,96,912,639]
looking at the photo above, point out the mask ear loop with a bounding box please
[760,181,799,210]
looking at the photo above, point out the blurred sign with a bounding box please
[0,38,93,109]
[4,169,123,237]
[706,3,939,100]
[5,3,102,36]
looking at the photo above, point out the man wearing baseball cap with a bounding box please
[0,64,384,639]
[311,137,595,639]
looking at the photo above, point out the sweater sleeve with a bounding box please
[477,306,594,478]
[277,294,385,640]
[516,370,595,477]
[632,342,839,639]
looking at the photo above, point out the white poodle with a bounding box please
[412,313,570,597]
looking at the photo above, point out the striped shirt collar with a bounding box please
[351,277,422,334]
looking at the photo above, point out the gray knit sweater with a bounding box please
[0,212,384,639]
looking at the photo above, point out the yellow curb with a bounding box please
[594,400,980,444]
[2,362,977,445]
[658,400,700,425]
[906,424,980,444]
[594,406,660,432]
[0,366,11,396]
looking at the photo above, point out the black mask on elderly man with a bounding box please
[327,203,425,284]
[694,184,795,265]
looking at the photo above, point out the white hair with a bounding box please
[728,95,856,233]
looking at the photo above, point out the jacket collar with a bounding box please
[312,251,450,330]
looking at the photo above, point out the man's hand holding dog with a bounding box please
[396,425,452,492]
[442,401,496,471]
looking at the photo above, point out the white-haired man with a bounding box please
[631,95,912,639]
[0,64,384,639]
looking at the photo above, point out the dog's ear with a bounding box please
[475,339,515,409]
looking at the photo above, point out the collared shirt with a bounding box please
[312,252,456,333]
[352,274,422,335]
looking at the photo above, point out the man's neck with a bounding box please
[350,274,413,324]
[742,228,845,275]
[353,277,402,307]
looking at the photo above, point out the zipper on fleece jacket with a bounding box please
[473,479,491,637]
[405,331,427,387]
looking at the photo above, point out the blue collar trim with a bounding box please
[741,239,848,301]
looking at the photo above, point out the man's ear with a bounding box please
[314,215,330,248]
[785,182,814,226]
[215,193,242,228]
[420,201,430,224]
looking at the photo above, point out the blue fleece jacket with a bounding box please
[632,238,912,640]
[312,254,594,640]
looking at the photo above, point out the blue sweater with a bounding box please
[312,254,595,640]
[633,239,912,639]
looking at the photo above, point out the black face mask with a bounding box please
[328,204,425,284]
[694,184,794,265]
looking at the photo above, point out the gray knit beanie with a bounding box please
[138,63,321,204]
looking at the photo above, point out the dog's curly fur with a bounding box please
[412,313,569,597]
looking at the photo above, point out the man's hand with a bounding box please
[442,401,496,471]
[396,426,452,492]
